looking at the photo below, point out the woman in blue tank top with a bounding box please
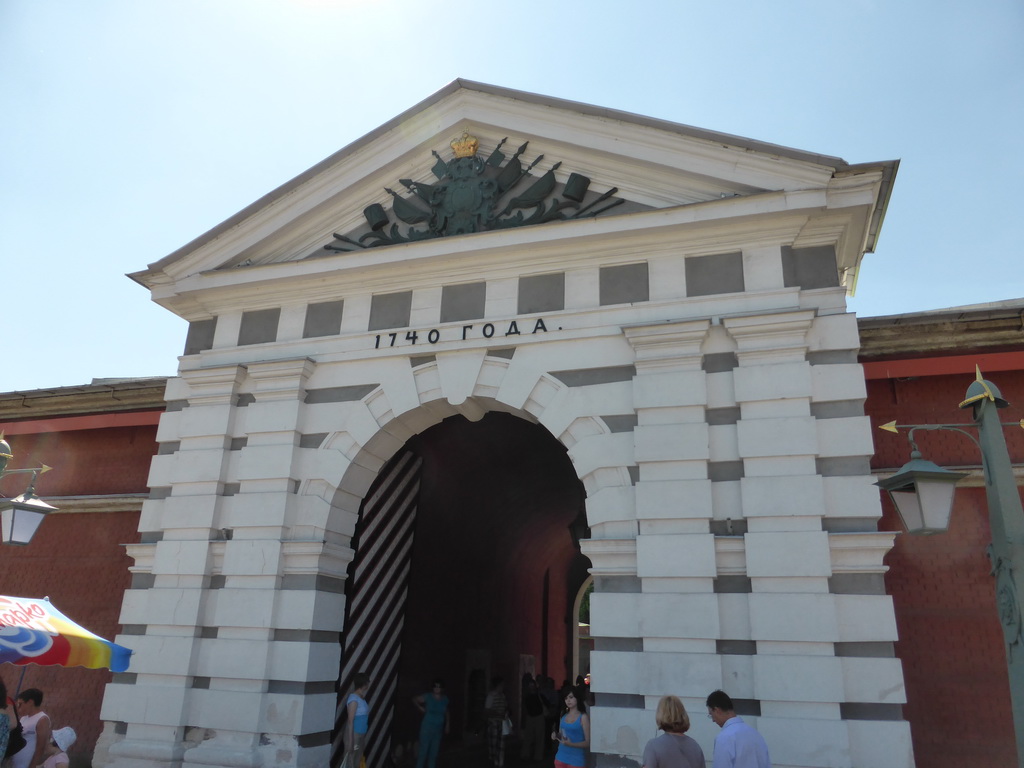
[344,672,371,768]
[551,687,589,768]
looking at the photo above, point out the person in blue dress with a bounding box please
[344,673,371,768]
[413,678,450,768]
[0,678,11,759]
[550,687,589,768]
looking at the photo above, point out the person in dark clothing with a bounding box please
[519,680,545,761]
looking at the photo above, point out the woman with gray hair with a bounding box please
[641,696,705,768]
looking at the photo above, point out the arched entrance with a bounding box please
[334,410,591,767]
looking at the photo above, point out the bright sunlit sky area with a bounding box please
[2,1,1022,393]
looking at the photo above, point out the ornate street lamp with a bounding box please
[876,449,967,534]
[0,432,57,545]
[876,369,1024,764]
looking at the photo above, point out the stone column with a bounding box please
[102,364,249,768]
[587,320,713,764]
[101,360,354,768]
[721,310,912,767]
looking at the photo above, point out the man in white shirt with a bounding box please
[705,690,771,768]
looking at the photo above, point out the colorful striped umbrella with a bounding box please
[0,595,131,672]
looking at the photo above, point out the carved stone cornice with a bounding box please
[180,365,247,406]
[858,303,1024,358]
[623,319,710,373]
[247,358,316,402]
[580,538,637,576]
[44,494,148,514]
[828,532,897,574]
[724,309,815,365]
[0,378,167,420]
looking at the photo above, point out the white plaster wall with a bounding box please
[105,130,909,768]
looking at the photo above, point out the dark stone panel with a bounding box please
[593,637,644,652]
[139,531,164,543]
[596,756,639,768]
[600,263,649,306]
[114,722,128,735]
[822,518,879,533]
[368,291,413,331]
[165,400,188,412]
[236,393,256,407]
[594,576,642,593]
[706,407,741,425]
[238,308,281,346]
[304,384,378,403]
[840,703,905,721]
[834,642,896,658]
[549,366,637,387]
[222,483,240,497]
[487,348,516,359]
[280,574,346,593]
[130,574,155,589]
[717,640,757,655]
[148,488,170,500]
[157,441,180,456]
[184,318,217,356]
[807,350,859,365]
[714,576,752,593]
[441,282,486,322]
[191,677,210,689]
[596,693,645,709]
[268,680,336,695]
[120,625,147,635]
[410,355,437,367]
[297,732,332,748]
[299,433,328,449]
[199,627,219,639]
[829,574,887,595]
[303,300,345,338]
[113,673,138,685]
[274,629,340,643]
[782,245,840,290]
[229,437,247,451]
[209,575,227,589]
[702,352,739,373]
[733,699,761,717]
[708,461,744,482]
[685,252,744,297]
[811,400,865,419]
[709,519,748,536]
[519,273,566,314]
[817,457,871,476]
[627,466,640,485]
[602,415,639,433]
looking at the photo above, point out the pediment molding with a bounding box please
[155,196,827,316]
[133,82,891,298]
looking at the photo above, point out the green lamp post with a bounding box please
[877,370,1024,765]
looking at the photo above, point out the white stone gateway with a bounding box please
[100,81,911,768]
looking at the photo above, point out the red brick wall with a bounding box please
[0,510,140,763]
[3,424,157,497]
[868,371,1024,768]
[0,421,154,762]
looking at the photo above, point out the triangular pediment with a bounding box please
[132,80,895,315]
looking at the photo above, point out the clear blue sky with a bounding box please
[2,1,1022,393]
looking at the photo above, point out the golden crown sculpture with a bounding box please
[450,131,479,158]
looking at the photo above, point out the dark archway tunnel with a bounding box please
[387,411,592,749]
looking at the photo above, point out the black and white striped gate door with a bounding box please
[332,449,423,768]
